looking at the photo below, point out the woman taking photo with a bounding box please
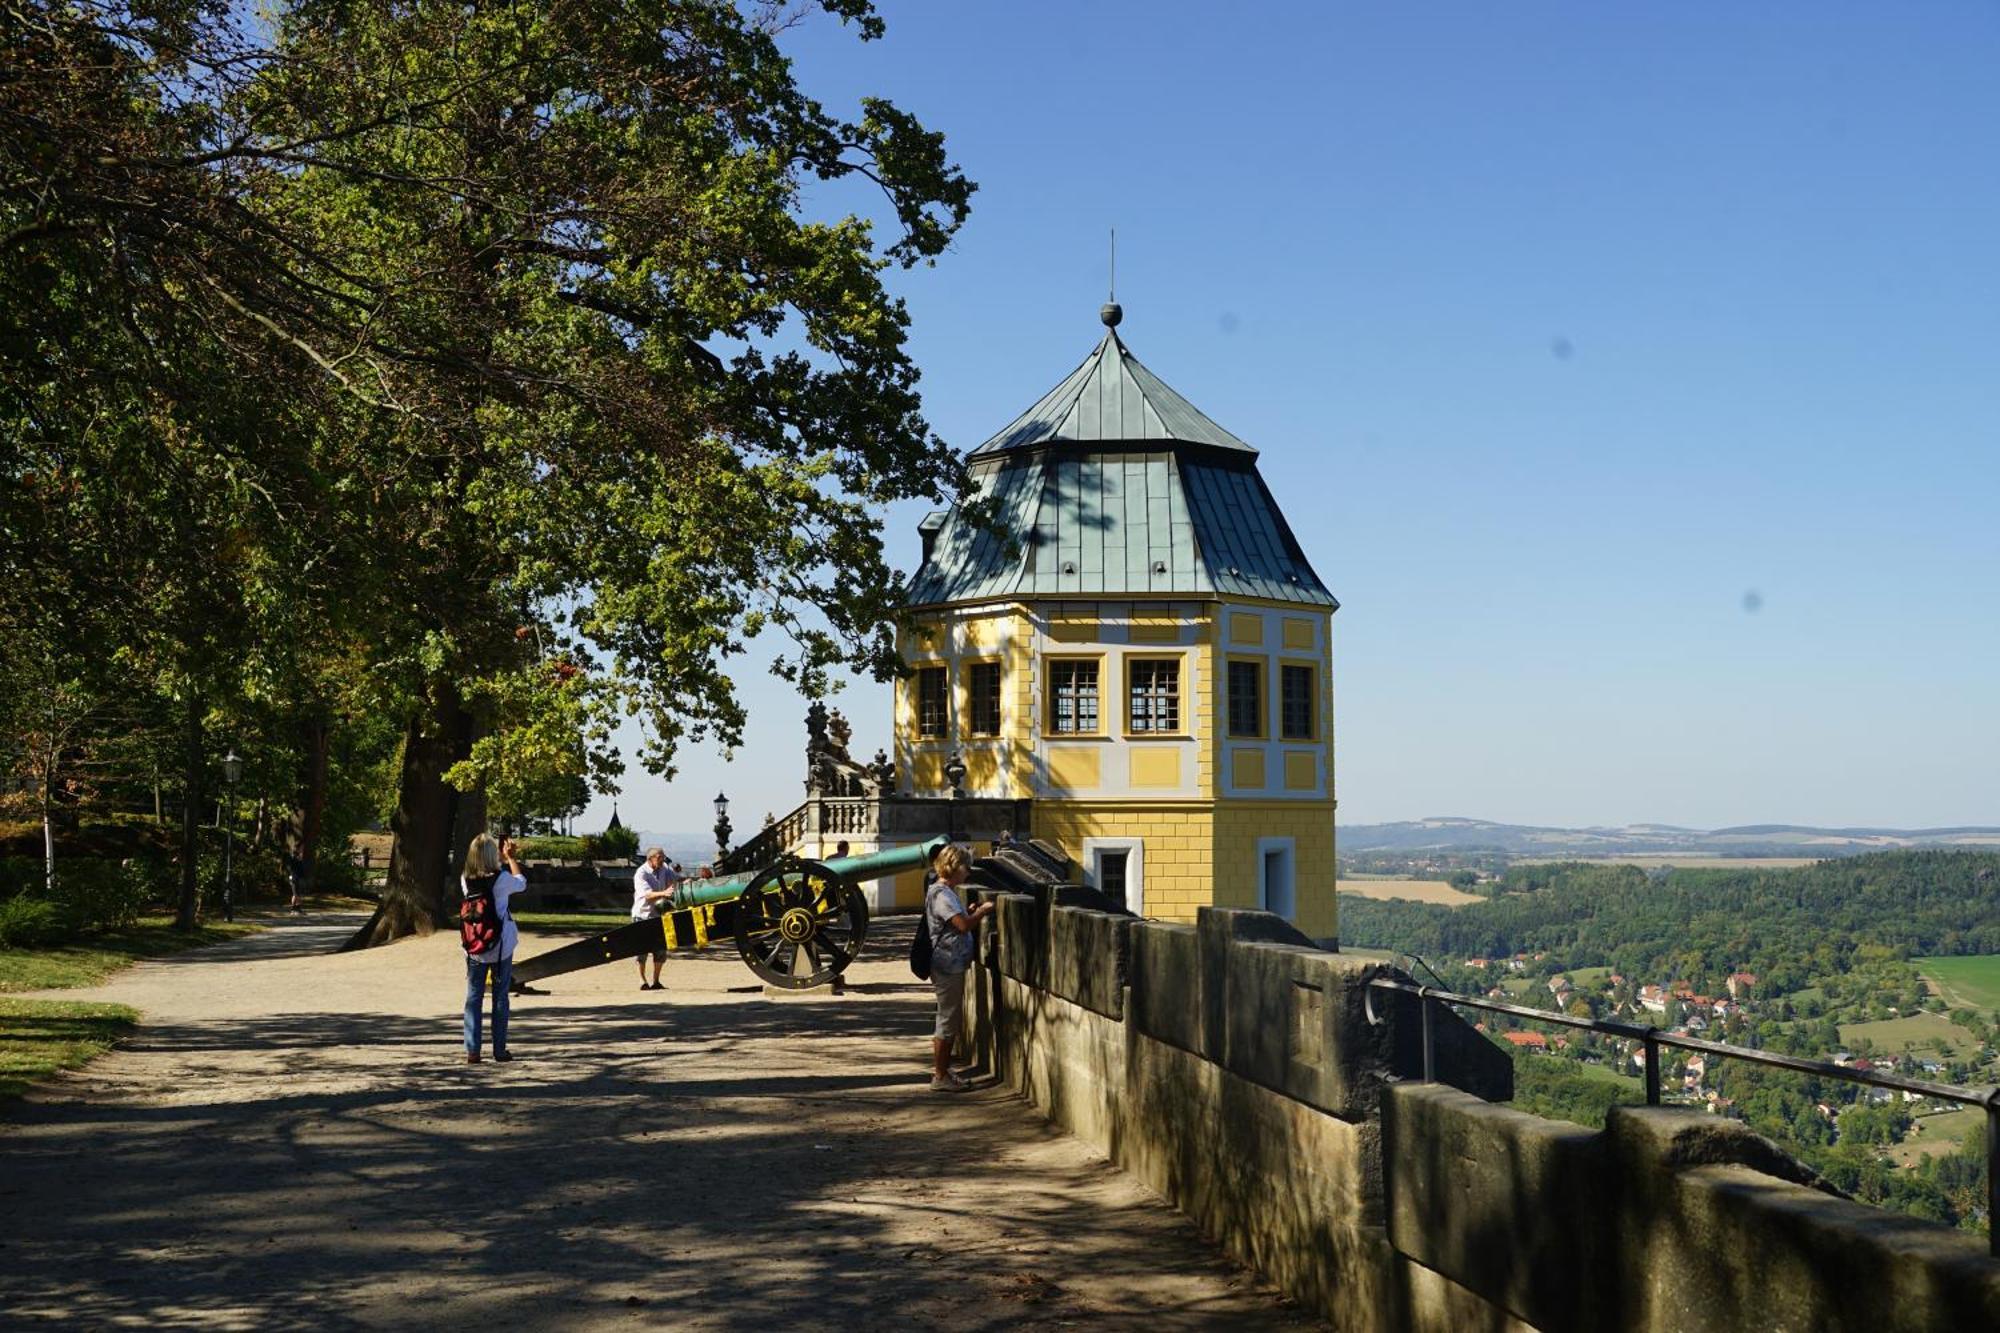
[462,833,528,1064]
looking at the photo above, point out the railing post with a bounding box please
[1643,1030,1662,1106]
[1420,990,1435,1083]
[1987,1089,1999,1260]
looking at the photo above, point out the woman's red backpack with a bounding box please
[460,874,502,957]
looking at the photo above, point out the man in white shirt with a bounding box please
[632,847,679,991]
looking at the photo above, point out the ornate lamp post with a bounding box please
[712,792,732,862]
[220,749,242,922]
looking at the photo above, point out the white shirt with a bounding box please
[632,863,679,921]
[466,871,527,963]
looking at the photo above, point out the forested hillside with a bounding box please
[1338,851,2000,991]
[1339,851,1999,1235]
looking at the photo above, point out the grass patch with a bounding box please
[1916,954,2000,1014]
[1837,1011,1982,1059]
[1563,1057,1645,1090]
[1565,966,1613,988]
[1887,1106,1988,1167]
[0,917,261,993]
[0,997,139,1100]
[514,910,629,934]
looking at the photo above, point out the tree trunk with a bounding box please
[41,773,55,898]
[297,710,330,894]
[346,684,481,948]
[175,692,203,931]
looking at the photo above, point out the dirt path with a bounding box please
[0,913,1320,1331]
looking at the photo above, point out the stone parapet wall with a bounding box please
[968,898,2000,1333]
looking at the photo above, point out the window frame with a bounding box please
[1226,656,1266,740]
[1124,654,1187,737]
[1044,654,1105,737]
[1279,660,1317,742]
[914,663,949,741]
[965,658,1003,738]
[1082,836,1145,916]
[1257,836,1297,920]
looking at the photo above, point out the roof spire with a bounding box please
[1100,227,1122,328]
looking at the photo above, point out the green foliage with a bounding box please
[514,836,589,862]
[0,897,68,949]
[1339,851,2000,991]
[5,2,979,940]
[592,824,640,861]
[1506,1048,1642,1129]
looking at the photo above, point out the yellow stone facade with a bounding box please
[893,597,1337,941]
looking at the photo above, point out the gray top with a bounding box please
[926,882,977,975]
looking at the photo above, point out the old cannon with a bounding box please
[509,836,945,992]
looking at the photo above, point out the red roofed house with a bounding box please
[1502,1031,1549,1051]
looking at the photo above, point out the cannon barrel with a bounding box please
[672,835,945,909]
[510,834,947,990]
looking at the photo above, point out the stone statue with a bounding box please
[804,702,885,797]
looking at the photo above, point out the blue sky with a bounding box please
[592,2,2000,838]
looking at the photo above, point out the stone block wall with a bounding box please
[968,899,2000,1333]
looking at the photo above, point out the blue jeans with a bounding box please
[465,955,512,1055]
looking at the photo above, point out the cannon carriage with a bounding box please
[509,836,946,992]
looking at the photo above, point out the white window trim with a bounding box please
[1081,836,1145,916]
[1257,836,1296,921]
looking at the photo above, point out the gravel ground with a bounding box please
[0,912,1321,1331]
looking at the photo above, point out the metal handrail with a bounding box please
[1363,975,2000,1255]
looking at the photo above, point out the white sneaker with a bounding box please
[929,1072,968,1092]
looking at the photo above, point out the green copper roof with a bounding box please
[908,449,1335,607]
[970,326,1255,456]
[910,312,1335,609]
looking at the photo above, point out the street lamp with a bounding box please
[713,792,732,861]
[220,749,242,922]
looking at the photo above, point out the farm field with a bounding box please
[1887,1107,1986,1168]
[1915,954,2000,1014]
[1336,878,1483,907]
[1836,1011,1982,1059]
[1513,855,1821,871]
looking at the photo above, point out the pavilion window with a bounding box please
[968,662,1002,736]
[1281,664,1315,740]
[1048,660,1100,735]
[1127,658,1181,733]
[916,667,948,739]
[1228,660,1263,737]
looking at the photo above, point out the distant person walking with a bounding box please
[925,843,993,1092]
[631,847,680,991]
[463,834,528,1064]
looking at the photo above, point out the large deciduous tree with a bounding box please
[4,2,974,940]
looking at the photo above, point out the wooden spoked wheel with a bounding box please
[731,857,870,990]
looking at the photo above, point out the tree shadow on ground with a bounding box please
[0,990,1316,1331]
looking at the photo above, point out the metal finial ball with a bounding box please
[1100,301,1123,328]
